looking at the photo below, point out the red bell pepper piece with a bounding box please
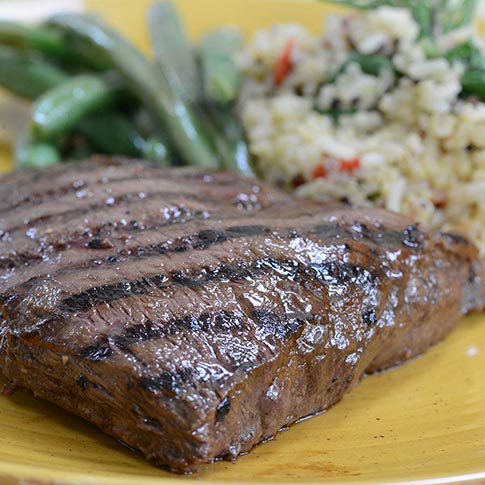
[274,39,295,86]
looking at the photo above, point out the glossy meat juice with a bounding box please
[0,157,483,472]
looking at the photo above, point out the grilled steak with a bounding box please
[0,157,483,473]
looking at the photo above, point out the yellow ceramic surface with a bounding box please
[0,1,484,484]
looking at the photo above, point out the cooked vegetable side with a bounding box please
[0,1,249,173]
[238,1,485,254]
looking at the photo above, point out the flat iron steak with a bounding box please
[0,157,483,473]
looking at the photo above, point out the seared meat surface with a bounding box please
[0,157,483,473]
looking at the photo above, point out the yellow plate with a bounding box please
[0,1,484,484]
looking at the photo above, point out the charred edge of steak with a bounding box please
[215,397,231,423]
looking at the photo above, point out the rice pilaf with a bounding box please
[238,6,485,253]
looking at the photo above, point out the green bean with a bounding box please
[0,20,109,71]
[48,13,219,169]
[446,39,477,62]
[147,1,200,103]
[31,73,119,139]
[59,30,111,71]
[198,27,242,104]
[14,127,61,168]
[77,111,143,157]
[0,21,69,58]
[133,109,174,163]
[77,110,171,163]
[0,49,125,159]
[0,45,67,99]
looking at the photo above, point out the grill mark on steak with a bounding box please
[0,201,309,281]
[79,338,114,361]
[1,168,273,237]
[0,163,274,236]
[0,217,402,320]
[312,222,425,250]
[0,157,147,210]
[0,154,252,203]
[74,258,377,392]
[1,224,271,293]
[0,205,212,274]
[113,311,246,351]
[0,182,275,259]
[134,309,308,396]
[2,190,225,234]
[0,210,273,289]
[61,256,376,318]
[0,167,170,215]
[0,158,243,213]
[1,218,423,300]
[0,173,175,215]
[78,306,299,362]
[0,192,241,269]
[139,367,196,393]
